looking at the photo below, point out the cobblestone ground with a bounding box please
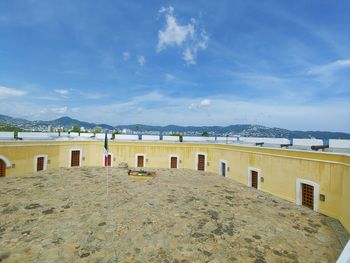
[0,167,347,262]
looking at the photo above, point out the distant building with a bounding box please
[122,129,132,134]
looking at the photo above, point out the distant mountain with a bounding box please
[0,114,32,125]
[0,114,350,139]
[0,115,114,130]
[43,116,114,130]
[113,123,350,139]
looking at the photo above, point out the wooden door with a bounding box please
[105,154,112,167]
[107,154,112,167]
[71,150,80,167]
[170,157,177,168]
[0,159,5,177]
[37,157,44,171]
[197,154,205,171]
[302,183,314,209]
[251,171,258,189]
[137,155,144,167]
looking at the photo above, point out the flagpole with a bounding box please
[104,131,109,200]
[106,162,109,198]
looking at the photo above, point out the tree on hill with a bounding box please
[169,133,183,142]
[0,124,22,132]
[202,131,209,137]
[93,127,102,134]
[0,124,22,138]
[112,131,121,139]
[71,124,80,133]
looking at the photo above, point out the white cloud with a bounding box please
[158,6,174,15]
[308,59,350,75]
[138,55,145,66]
[157,6,209,65]
[182,30,209,65]
[197,30,209,50]
[188,98,211,111]
[76,94,350,132]
[183,48,195,65]
[199,99,211,107]
[54,89,69,95]
[0,86,27,99]
[1,91,349,131]
[51,106,67,114]
[157,8,194,51]
[54,89,69,98]
[133,91,165,102]
[122,52,130,61]
[70,89,105,100]
[82,93,105,100]
[37,96,62,101]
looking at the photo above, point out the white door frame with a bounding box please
[195,152,207,171]
[169,155,179,168]
[34,155,48,172]
[69,148,82,167]
[219,160,228,177]
[135,153,146,168]
[0,155,11,168]
[296,178,319,212]
[247,167,262,190]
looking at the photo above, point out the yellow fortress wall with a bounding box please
[0,140,349,233]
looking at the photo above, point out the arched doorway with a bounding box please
[0,159,6,176]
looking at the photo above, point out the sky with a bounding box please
[0,0,349,132]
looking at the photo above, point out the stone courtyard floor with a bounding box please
[0,167,348,262]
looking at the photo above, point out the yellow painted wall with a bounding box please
[0,141,349,232]
[340,165,350,233]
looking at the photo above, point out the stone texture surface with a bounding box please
[0,167,347,262]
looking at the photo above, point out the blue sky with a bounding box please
[0,0,349,131]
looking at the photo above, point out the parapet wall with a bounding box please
[0,141,349,233]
